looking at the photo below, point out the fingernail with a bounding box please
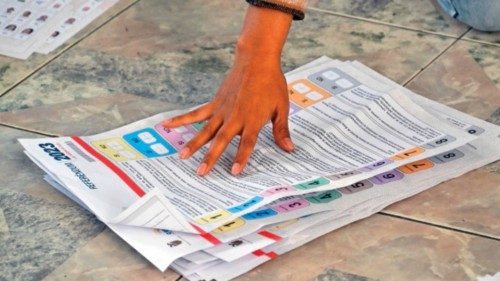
[231,163,241,175]
[284,138,295,151]
[197,163,208,176]
[179,148,190,159]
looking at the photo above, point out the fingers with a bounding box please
[163,104,212,128]
[272,103,294,152]
[178,116,223,160]
[197,122,241,176]
[231,128,259,175]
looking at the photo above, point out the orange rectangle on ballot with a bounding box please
[288,79,332,108]
[399,159,434,174]
[390,147,425,161]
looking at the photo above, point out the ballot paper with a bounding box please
[21,57,500,279]
[19,59,477,235]
[35,0,118,54]
[0,0,117,59]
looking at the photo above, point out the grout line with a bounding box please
[461,36,500,48]
[378,211,500,241]
[0,0,140,100]
[307,7,462,39]
[402,26,472,86]
[0,122,59,137]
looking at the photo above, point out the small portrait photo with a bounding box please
[22,11,31,17]
[51,31,60,38]
[21,28,34,35]
[6,7,15,14]
[82,6,90,12]
[37,15,48,22]
[167,240,182,247]
[65,18,76,25]
[5,24,16,31]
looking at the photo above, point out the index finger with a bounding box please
[163,104,212,128]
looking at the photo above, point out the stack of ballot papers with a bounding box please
[20,57,500,280]
[0,0,118,59]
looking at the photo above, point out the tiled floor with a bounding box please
[0,1,499,280]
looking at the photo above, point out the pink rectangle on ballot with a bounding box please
[261,186,296,197]
[154,123,197,150]
[272,198,310,213]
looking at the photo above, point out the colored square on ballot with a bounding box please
[91,137,143,162]
[288,79,332,108]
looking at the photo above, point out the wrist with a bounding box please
[235,36,282,61]
[235,5,292,62]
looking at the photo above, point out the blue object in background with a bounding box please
[437,0,500,31]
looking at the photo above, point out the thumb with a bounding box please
[272,104,294,152]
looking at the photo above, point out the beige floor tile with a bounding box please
[407,41,499,121]
[234,214,500,281]
[78,0,246,57]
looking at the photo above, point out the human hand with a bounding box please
[163,5,294,176]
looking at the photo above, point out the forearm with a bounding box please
[236,5,293,63]
[246,0,308,20]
